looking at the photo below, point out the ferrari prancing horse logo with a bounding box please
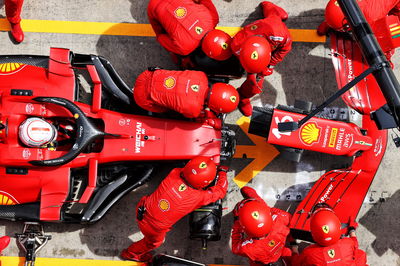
[251,211,259,220]
[195,26,204,35]
[230,96,237,103]
[322,225,330,234]
[251,51,259,60]
[191,85,199,92]
[328,249,335,258]
[178,183,187,192]
[199,162,207,169]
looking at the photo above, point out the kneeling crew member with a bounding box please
[231,1,292,116]
[291,207,367,265]
[133,69,239,129]
[231,186,292,265]
[121,156,229,262]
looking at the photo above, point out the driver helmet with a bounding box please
[201,29,233,61]
[310,207,342,246]
[208,83,239,114]
[181,156,217,189]
[19,117,57,147]
[239,35,271,74]
[238,199,273,238]
[325,0,354,31]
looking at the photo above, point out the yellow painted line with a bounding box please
[0,19,325,43]
[1,256,145,266]
[0,256,244,266]
[233,116,280,188]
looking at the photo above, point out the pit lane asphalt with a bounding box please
[0,1,399,265]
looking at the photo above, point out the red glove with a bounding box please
[204,118,222,130]
[317,21,330,36]
[348,216,359,230]
[261,67,274,76]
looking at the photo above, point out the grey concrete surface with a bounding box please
[0,0,399,265]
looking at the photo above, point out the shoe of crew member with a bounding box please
[238,98,253,117]
[261,1,289,21]
[120,249,153,262]
[10,22,24,43]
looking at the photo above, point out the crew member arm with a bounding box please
[240,186,264,201]
[231,219,247,257]
[199,170,228,205]
[269,38,292,66]
[198,0,219,25]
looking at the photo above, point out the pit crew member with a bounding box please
[4,0,24,43]
[290,207,368,265]
[133,69,239,129]
[231,1,292,116]
[231,186,292,265]
[120,156,229,262]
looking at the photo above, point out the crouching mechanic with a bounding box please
[148,0,220,56]
[231,186,292,265]
[290,206,367,265]
[121,156,229,262]
[133,69,239,129]
[231,1,292,116]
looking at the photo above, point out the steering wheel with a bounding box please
[29,97,105,167]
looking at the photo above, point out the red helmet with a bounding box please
[325,0,348,31]
[208,83,239,114]
[202,29,233,61]
[181,156,217,189]
[310,208,342,246]
[239,36,271,73]
[238,200,272,238]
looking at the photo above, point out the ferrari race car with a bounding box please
[0,47,236,225]
[249,1,400,241]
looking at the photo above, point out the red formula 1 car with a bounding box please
[0,47,236,224]
[249,8,400,241]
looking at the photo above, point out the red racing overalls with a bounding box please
[125,168,227,256]
[291,237,368,266]
[5,0,24,24]
[147,0,219,55]
[133,69,209,118]
[231,2,292,101]
[231,187,292,266]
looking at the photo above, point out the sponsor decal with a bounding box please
[191,84,199,92]
[319,183,334,203]
[374,136,383,157]
[268,240,276,247]
[328,249,336,258]
[251,211,259,220]
[230,95,237,103]
[22,148,31,159]
[221,43,228,50]
[159,199,170,211]
[250,25,258,30]
[135,122,146,153]
[25,103,34,114]
[0,191,18,205]
[300,122,321,145]
[0,63,25,74]
[322,225,330,234]
[174,7,187,18]
[195,26,204,35]
[328,128,338,148]
[164,77,176,89]
[178,183,187,192]
[251,51,259,60]
[199,162,207,169]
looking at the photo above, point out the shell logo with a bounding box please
[300,122,321,145]
[164,77,176,89]
[174,7,187,18]
[0,191,18,205]
[159,199,170,211]
[0,63,25,74]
